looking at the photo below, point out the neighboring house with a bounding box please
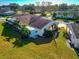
[5,11,15,14]
[0,17,6,21]
[55,10,74,19]
[66,23,79,48]
[0,9,15,16]
[7,14,55,38]
[0,9,6,15]
[29,11,41,16]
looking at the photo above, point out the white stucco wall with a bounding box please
[26,26,37,38]
[26,26,43,38]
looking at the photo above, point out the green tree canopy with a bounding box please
[21,25,30,38]
[43,30,53,38]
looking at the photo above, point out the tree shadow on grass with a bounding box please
[32,32,59,45]
[13,38,32,48]
[32,37,53,45]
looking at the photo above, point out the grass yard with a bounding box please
[55,19,78,23]
[0,21,78,59]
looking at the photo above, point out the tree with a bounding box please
[71,10,79,20]
[20,25,30,38]
[69,4,79,10]
[36,2,40,6]
[9,3,20,11]
[41,11,50,16]
[63,12,68,17]
[52,4,59,11]
[52,12,57,20]
[59,3,68,11]
[13,20,30,38]
[41,12,47,16]
[43,30,53,38]
[47,2,52,6]
[21,4,35,13]
[13,20,20,28]
[24,10,30,14]
[35,2,41,12]
[53,13,57,17]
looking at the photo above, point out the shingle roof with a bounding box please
[13,14,31,25]
[13,14,51,29]
[30,18,50,29]
[71,23,79,39]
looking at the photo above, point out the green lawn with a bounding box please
[55,19,78,23]
[0,21,78,59]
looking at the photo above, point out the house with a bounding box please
[7,14,56,38]
[54,10,74,19]
[0,9,15,16]
[66,23,79,48]
[0,17,6,21]
[0,9,6,15]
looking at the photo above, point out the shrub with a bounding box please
[20,25,30,38]
[43,30,53,38]
[41,12,50,16]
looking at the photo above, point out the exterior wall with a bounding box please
[26,26,45,38]
[75,39,79,48]
[26,26,35,38]
[30,29,38,38]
